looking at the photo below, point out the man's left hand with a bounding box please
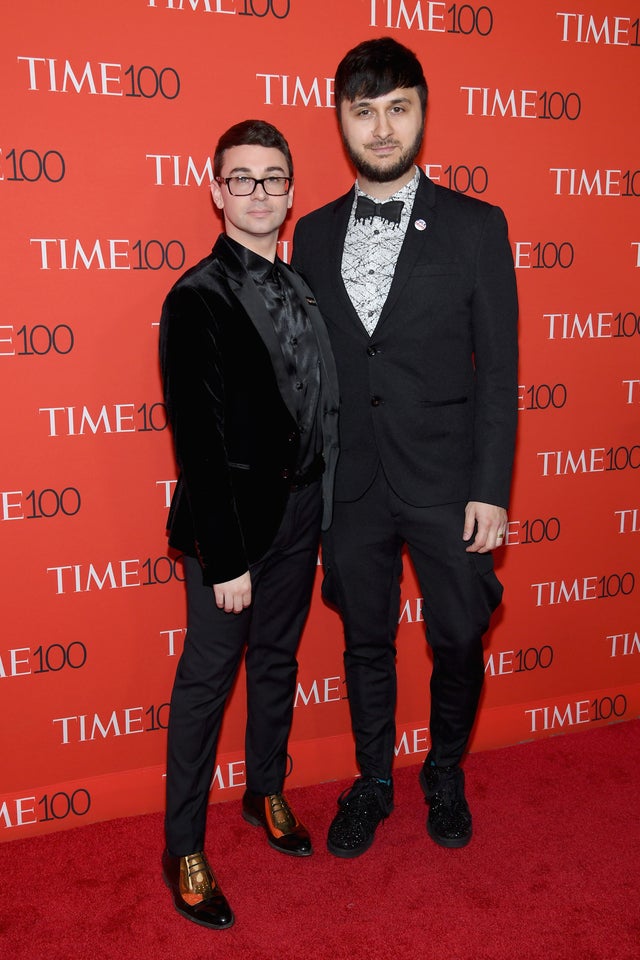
[463,501,507,553]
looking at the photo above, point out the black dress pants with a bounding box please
[164,481,322,857]
[321,467,503,778]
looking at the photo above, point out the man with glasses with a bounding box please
[159,119,339,929]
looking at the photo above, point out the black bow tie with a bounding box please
[354,195,404,225]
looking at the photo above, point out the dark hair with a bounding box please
[213,119,293,178]
[335,37,428,117]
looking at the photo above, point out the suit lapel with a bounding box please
[329,188,370,339]
[377,172,438,327]
[326,176,445,337]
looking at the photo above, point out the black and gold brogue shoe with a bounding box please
[162,850,234,930]
[242,790,313,857]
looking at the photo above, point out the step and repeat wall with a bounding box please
[1,0,638,841]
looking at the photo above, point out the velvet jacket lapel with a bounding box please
[211,234,299,423]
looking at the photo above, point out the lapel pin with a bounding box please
[414,219,427,231]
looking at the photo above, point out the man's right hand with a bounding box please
[213,572,252,613]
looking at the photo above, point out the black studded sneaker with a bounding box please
[327,776,393,859]
[419,762,472,848]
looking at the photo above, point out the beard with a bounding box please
[342,124,424,183]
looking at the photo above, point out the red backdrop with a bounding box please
[1,0,639,841]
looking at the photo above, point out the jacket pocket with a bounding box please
[418,396,468,408]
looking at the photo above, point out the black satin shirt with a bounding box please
[226,237,321,479]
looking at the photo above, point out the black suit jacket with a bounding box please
[292,172,518,508]
[160,234,339,586]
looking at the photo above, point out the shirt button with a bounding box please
[290,337,298,346]
[367,346,378,357]
[371,396,382,407]
[295,380,303,390]
[368,269,374,275]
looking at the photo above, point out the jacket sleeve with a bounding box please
[159,283,248,586]
[468,205,519,508]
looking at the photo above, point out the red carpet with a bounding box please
[2,721,638,960]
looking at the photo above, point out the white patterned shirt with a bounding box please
[342,168,419,336]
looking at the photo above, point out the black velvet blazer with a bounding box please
[160,234,339,586]
[292,171,518,509]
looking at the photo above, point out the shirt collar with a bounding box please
[222,234,279,284]
[354,166,420,206]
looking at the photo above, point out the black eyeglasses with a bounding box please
[215,175,292,196]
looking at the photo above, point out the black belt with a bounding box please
[289,453,325,492]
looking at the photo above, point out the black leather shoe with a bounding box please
[162,850,234,929]
[327,776,393,859]
[419,763,472,848]
[242,791,313,857]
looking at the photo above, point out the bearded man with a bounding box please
[292,38,518,858]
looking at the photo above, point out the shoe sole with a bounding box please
[174,903,236,930]
[327,834,375,859]
[418,768,473,849]
[426,821,472,849]
[242,810,313,857]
